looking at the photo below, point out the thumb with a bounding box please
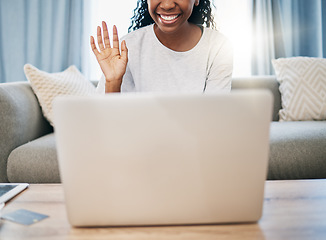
[121,40,128,62]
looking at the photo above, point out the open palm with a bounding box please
[90,21,128,90]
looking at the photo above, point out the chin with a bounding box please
[156,25,179,34]
[154,21,188,35]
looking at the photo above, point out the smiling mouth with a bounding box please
[158,14,180,24]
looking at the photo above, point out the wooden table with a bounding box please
[0,180,326,240]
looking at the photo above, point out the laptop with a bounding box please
[53,90,273,227]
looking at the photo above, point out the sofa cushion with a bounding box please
[272,57,326,121]
[232,76,281,121]
[7,133,60,183]
[24,64,96,126]
[268,121,326,180]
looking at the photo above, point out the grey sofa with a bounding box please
[1,76,326,183]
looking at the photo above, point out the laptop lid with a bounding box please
[53,90,273,227]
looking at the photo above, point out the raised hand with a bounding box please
[90,21,128,92]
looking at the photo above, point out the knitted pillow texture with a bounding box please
[24,64,96,126]
[272,57,326,121]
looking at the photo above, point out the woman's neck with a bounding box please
[153,22,202,52]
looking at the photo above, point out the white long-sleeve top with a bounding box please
[96,24,233,94]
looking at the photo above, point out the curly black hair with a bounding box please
[128,0,215,32]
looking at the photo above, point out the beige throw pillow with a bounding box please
[272,57,326,121]
[24,64,96,126]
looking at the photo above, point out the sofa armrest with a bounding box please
[0,82,53,182]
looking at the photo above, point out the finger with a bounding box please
[90,36,100,56]
[121,40,128,62]
[102,21,111,48]
[112,25,119,49]
[97,26,105,51]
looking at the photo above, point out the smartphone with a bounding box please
[0,183,29,204]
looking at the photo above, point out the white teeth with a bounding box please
[160,15,178,21]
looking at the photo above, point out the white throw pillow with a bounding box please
[24,64,96,126]
[272,57,326,121]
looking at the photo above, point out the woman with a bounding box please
[91,0,233,94]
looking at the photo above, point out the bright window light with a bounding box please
[214,0,252,77]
